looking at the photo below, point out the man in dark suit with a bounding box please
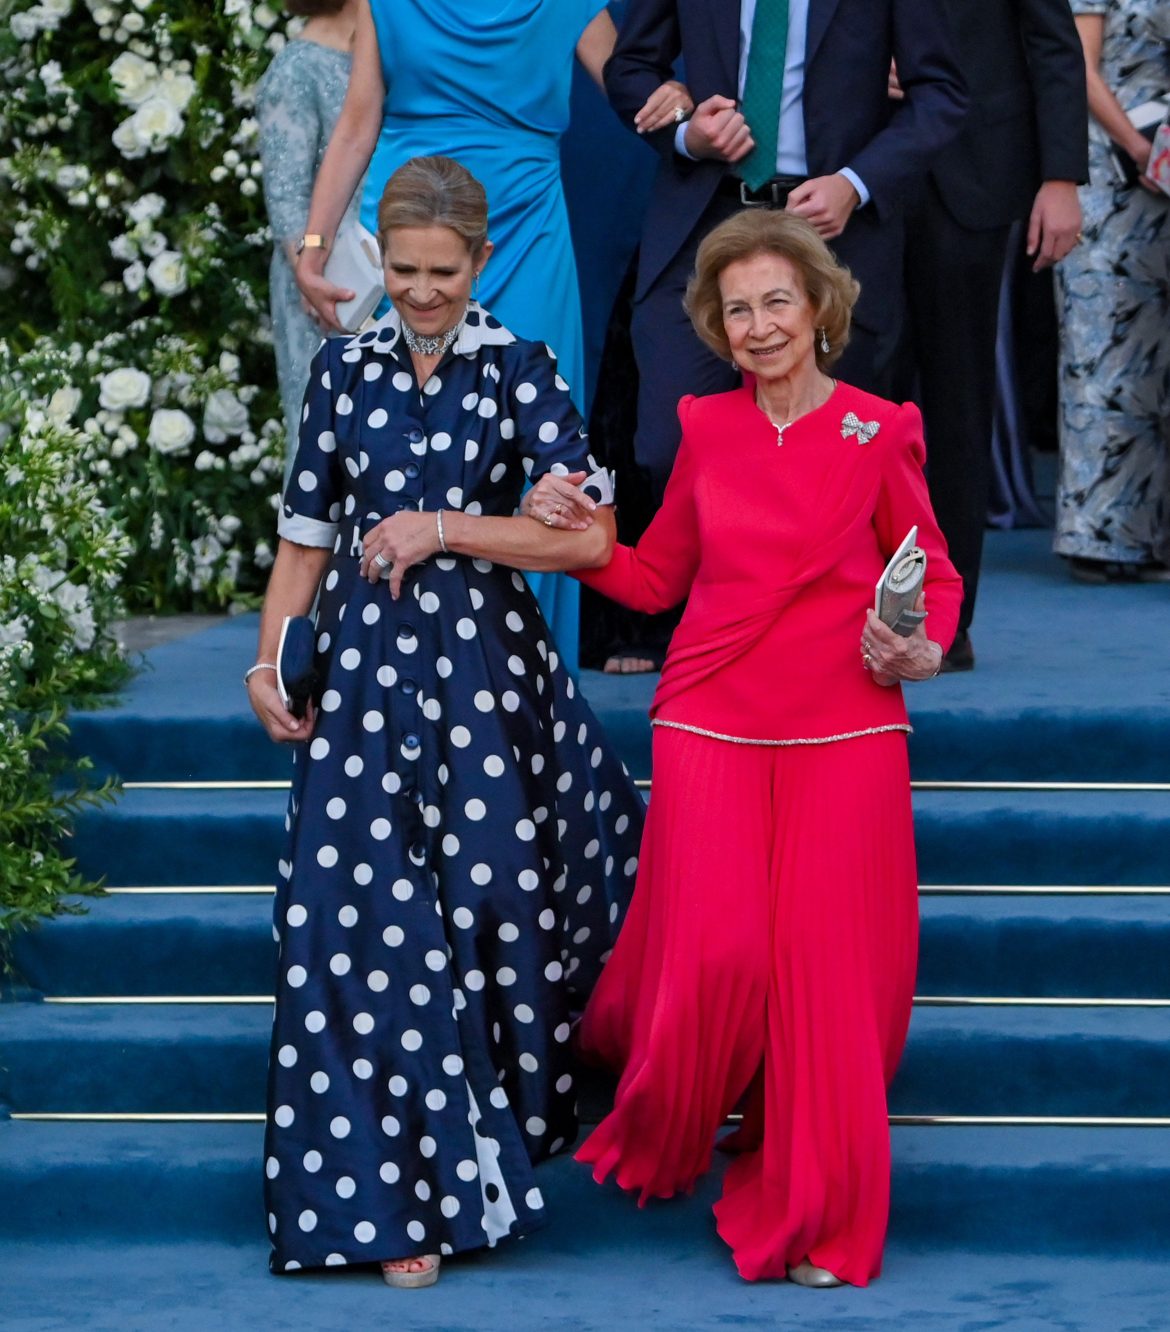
[897,0,1088,671]
[605,0,968,508]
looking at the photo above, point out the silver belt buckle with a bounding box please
[738,179,783,208]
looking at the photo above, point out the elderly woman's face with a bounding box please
[382,225,478,338]
[719,252,817,385]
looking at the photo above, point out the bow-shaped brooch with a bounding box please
[841,411,880,444]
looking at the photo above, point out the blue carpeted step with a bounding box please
[12,891,1170,1000]
[891,1004,1170,1117]
[5,1240,1170,1332]
[12,893,279,998]
[2,1121,1168,1255]
[915,892,1170,998]
[5,1000,1167,1119]
[68,787,1170,888]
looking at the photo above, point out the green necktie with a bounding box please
[739,0,790,192]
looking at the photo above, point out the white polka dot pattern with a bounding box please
[265,308,643,1272]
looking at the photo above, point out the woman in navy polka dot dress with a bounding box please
[245,156,643,1286]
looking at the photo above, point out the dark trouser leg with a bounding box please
[903,183,1011,634]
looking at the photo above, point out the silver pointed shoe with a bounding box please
[787,1259,844,1288]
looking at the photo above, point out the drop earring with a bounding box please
[819,327,830,355]
[473,271,480,303]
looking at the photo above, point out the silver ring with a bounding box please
[673,105,686,124]
[373,552,390,569]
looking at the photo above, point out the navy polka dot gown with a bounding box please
[263,304,644,1272]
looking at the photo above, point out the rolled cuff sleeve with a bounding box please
[277,512,339,548]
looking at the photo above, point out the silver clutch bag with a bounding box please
[876,526,927,637]
[324,221,385,332]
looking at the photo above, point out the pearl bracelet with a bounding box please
[244,662,278,687]
[436,509,448,554]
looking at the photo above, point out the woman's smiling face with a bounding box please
[719,251,817,386]
[382,224,481,338]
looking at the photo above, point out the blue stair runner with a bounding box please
[3,530,1170,1328]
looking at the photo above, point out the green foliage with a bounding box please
[0,401,131,948]
[0,0,292,613]
[0,1,295,945]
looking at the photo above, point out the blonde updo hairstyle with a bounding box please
[684,210,859,371]
[376,155,489,259]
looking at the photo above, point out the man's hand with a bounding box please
[682,95,755,163]
[785,174,860,240]
[1026,180,1083,270]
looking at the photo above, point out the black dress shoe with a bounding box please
[940,631,975,673]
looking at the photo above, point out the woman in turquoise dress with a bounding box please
[293,0,692,669]
[256,0,361,488]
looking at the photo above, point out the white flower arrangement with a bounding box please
[1,1,292,613]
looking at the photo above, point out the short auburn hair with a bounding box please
[377,155,489,258]
[684,210,859,370]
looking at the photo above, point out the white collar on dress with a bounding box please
[344,301,516,358]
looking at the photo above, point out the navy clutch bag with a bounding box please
[276,615,319,719]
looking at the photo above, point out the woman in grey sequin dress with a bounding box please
[257,0,362,487]
[1054,0,1170,580]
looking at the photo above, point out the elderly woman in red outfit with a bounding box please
[523,210,962,1289]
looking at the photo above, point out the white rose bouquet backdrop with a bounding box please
[0,0,291,611]
[0,0,293,939]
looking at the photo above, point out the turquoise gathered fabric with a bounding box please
[363,0,607,671]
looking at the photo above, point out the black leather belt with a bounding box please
[718,174,806,207]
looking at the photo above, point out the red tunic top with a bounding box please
[577,381,963,743]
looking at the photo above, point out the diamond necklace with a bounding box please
[401,311,465,357]
[756,379,836,446]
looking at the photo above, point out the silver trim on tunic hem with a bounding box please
[650,720,913,747]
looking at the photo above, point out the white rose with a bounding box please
[194,450,217,472]
[203,389,249,443]
[141,231,167,257]
[147,408,196,456]
[91,4,117,25]
[98,367,151,411]
[146,249,187,297]
[47,386,82,423]
[10,13,39,40]
[108,51,159,108]
[41,0,74,18]
[39,61,66,95]
[130,96,183,151]
[157,69,196,114]
[112,116,148,161]
[123,260,146,292]
[254,3,278,28]
[56,164,89,190]
[110,233,137,261]
[122,11,144,32]
[127,192,165,225]
[218,351,241,377]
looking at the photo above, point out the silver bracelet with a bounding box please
[436,509,448,554]
[244,661,278,687]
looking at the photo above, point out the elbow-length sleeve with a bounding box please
[575,395,702,614]
[874,402,963,653]
[256,53,323,244]
[277,343,343,549]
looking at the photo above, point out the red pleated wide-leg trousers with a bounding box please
[576,725,919,1286]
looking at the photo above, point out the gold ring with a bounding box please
[543,512,555,527]
[1075,231,1084,243]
